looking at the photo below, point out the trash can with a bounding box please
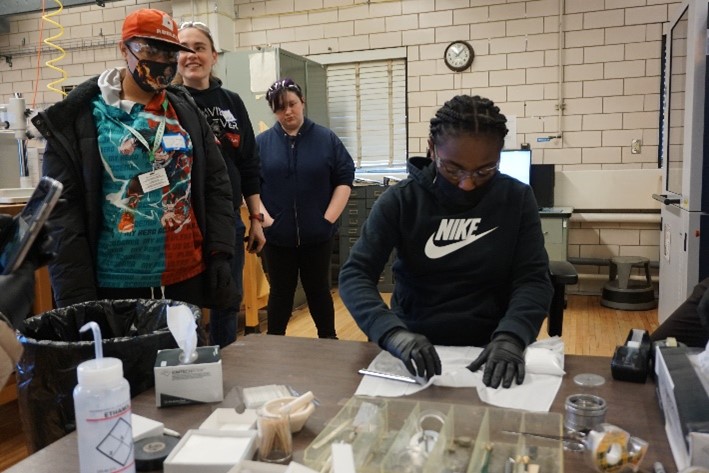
[16,298,203,453]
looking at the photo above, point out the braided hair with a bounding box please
[429,95,508,147]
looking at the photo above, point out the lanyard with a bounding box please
[115,99,168,163]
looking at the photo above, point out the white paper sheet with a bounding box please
[355,339,564,412]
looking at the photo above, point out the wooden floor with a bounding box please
[0,293,659,472]
[285,292,660,356]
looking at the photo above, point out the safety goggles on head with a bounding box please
[127,40,180,62]
[266,79,302,101]
[179,20,212,35]
[434,146,499,183]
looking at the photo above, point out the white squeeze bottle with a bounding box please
[73,321,135,473]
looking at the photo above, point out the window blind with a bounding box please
[326,59,407,168]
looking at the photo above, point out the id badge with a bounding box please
[221,110,236,122]
[138,168,169,193]
[162,133,187,151]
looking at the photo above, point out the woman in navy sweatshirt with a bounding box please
[257,79,355,338]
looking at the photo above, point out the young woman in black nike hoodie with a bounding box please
[339,95,553,389]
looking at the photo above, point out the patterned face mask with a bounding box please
[126,44,177,92]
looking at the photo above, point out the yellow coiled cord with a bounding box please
[43,0,67,97]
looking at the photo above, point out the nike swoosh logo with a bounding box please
[424,227,498,259]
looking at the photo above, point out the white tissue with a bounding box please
[525,336,566,376]
[356,341,565,412]
[167,305,198,364]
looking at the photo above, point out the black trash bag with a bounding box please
[16,298,204,453]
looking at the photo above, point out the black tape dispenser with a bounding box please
[611,329,652,383]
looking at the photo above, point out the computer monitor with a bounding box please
[530,164,555,208]
[499,149,532,185]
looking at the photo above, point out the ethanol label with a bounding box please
[76,403,135,472]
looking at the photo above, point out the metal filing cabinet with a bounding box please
[335,184,395,292]
[337,186,367,279]
[539,207,573,261]
[217,48,329,133]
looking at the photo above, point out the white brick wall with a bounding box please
[0,0,675,294]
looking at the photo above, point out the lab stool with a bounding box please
[600,256,656,310]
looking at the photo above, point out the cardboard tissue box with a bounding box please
[164,429,258,473]
[154,346,224,407]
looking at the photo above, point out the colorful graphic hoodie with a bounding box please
[92,69,203,288]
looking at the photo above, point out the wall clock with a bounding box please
[444,41,474,72]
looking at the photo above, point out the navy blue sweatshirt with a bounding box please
[257,118,354,247]
[339,157,553,347]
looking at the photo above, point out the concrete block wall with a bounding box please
[0,0,675,294]
[0,0,169,108]
[231,0,674,173]
[567,219,660,295]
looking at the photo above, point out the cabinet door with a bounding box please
[540,217,567,261]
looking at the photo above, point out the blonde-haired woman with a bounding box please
[177,21,265,347]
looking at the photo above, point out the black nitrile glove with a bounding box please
[27,224,57,268]
[206,252,239,310]
[0,214,11,243]
[0,214,56,270]
[0,213,14,268]
[208,253,232,290]
[380,328,442,380]
[0,213,42,328]
[0,260,36,329]
[467,333,526,389]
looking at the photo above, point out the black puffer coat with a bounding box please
[31,76,234,307]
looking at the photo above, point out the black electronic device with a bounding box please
[530,164,555,209]
[0,176,63,275]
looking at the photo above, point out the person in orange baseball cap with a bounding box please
[121,8,194,94]
[31,8,239,313]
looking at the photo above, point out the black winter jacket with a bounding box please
[31,76,235,307]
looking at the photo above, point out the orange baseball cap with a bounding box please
[122,9,193,52]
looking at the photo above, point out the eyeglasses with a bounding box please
[179,20,212,35]
[434,147,499,183]
[127,40,179,62]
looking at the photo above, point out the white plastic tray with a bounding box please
[164,429,258,473]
